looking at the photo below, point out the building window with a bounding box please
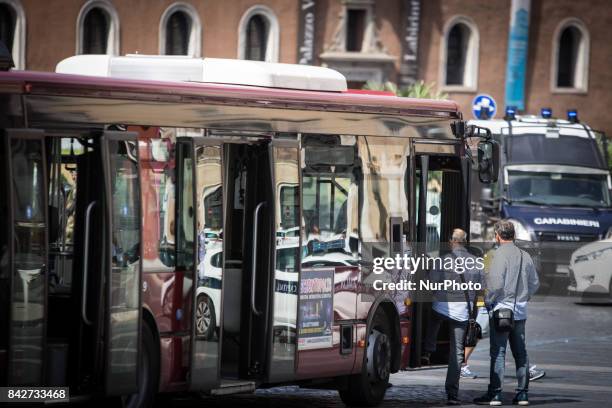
[83,8,108,54]
[441,16,479,91]
[319,0,395,87]
[246,15,267,61]
[446,24,468,85]
[159,3,201,57]
[76,0,119,55]
[346,8,366,52]
[166,11,190,55]
[557,27,579,87]
[0,0,25,69]
[552,18,589,93]
[0,4,15,52]
[238,5,279,62]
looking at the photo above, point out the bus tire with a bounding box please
[339,313,391,407]
[124,322,159,408]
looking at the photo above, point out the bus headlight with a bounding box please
[508,219,532,241]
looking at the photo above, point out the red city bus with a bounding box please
[0,56,497,407]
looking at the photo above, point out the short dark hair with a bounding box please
[494,220,515,241]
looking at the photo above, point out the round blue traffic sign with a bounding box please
[472,94,497,120]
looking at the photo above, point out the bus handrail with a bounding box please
[251,201,266,316]
[82,200,97,326]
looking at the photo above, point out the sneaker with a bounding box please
[512,391,529,405]
[447,395,461,405]
[474,392,503,406]
[421,352,431,366]
[529,365,546,381]
[461,365,477,379]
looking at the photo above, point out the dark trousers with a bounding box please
[489,318,529,394]
[424,310,467,398]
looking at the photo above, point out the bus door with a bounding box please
[408,140,466,367]
[186,134,275,385]
[100,132,142,396]
[202,136,271,381]
[266,138,300,383]
[240,140,274,379]
[1,129,48,386]
[179,137,222,391]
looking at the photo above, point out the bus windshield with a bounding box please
[508,170,612,207]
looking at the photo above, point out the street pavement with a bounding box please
[168,296,612,407]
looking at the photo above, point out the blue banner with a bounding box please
[504,0,531,110]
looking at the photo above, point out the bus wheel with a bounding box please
[196,294,216,340]
[339,313,391,407]
[124,323,159,408]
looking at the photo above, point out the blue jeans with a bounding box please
[489,318,529,394]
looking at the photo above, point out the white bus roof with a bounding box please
[55,55,348,92]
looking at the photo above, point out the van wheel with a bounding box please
[124,323,159,408]
[196,294,216,340]
[339,313,391,407]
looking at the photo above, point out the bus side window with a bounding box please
[48,137,83,292]
[176,142,194,270]
[301,136,360,265]
[140,131,177,271]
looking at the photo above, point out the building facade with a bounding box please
[0,0,610,134]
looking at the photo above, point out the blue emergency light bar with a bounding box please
[541,108,553,119]
[567,109,579,123]
[504,106,517,121]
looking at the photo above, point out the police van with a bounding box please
[470,108,612,287]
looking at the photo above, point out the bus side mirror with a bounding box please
[477,139,500,183]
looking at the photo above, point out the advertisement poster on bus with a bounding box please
[298,268,334,350]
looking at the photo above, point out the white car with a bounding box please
[195,241,301,340]
[301,251,359,268]
[568,237,612,302]
[276,226,300,239]
[272,242,300,341]
[195,245,224,340]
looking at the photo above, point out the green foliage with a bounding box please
[363,80,398,94]
[363,80,448,100]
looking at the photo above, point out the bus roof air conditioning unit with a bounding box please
[55,55,348,92]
